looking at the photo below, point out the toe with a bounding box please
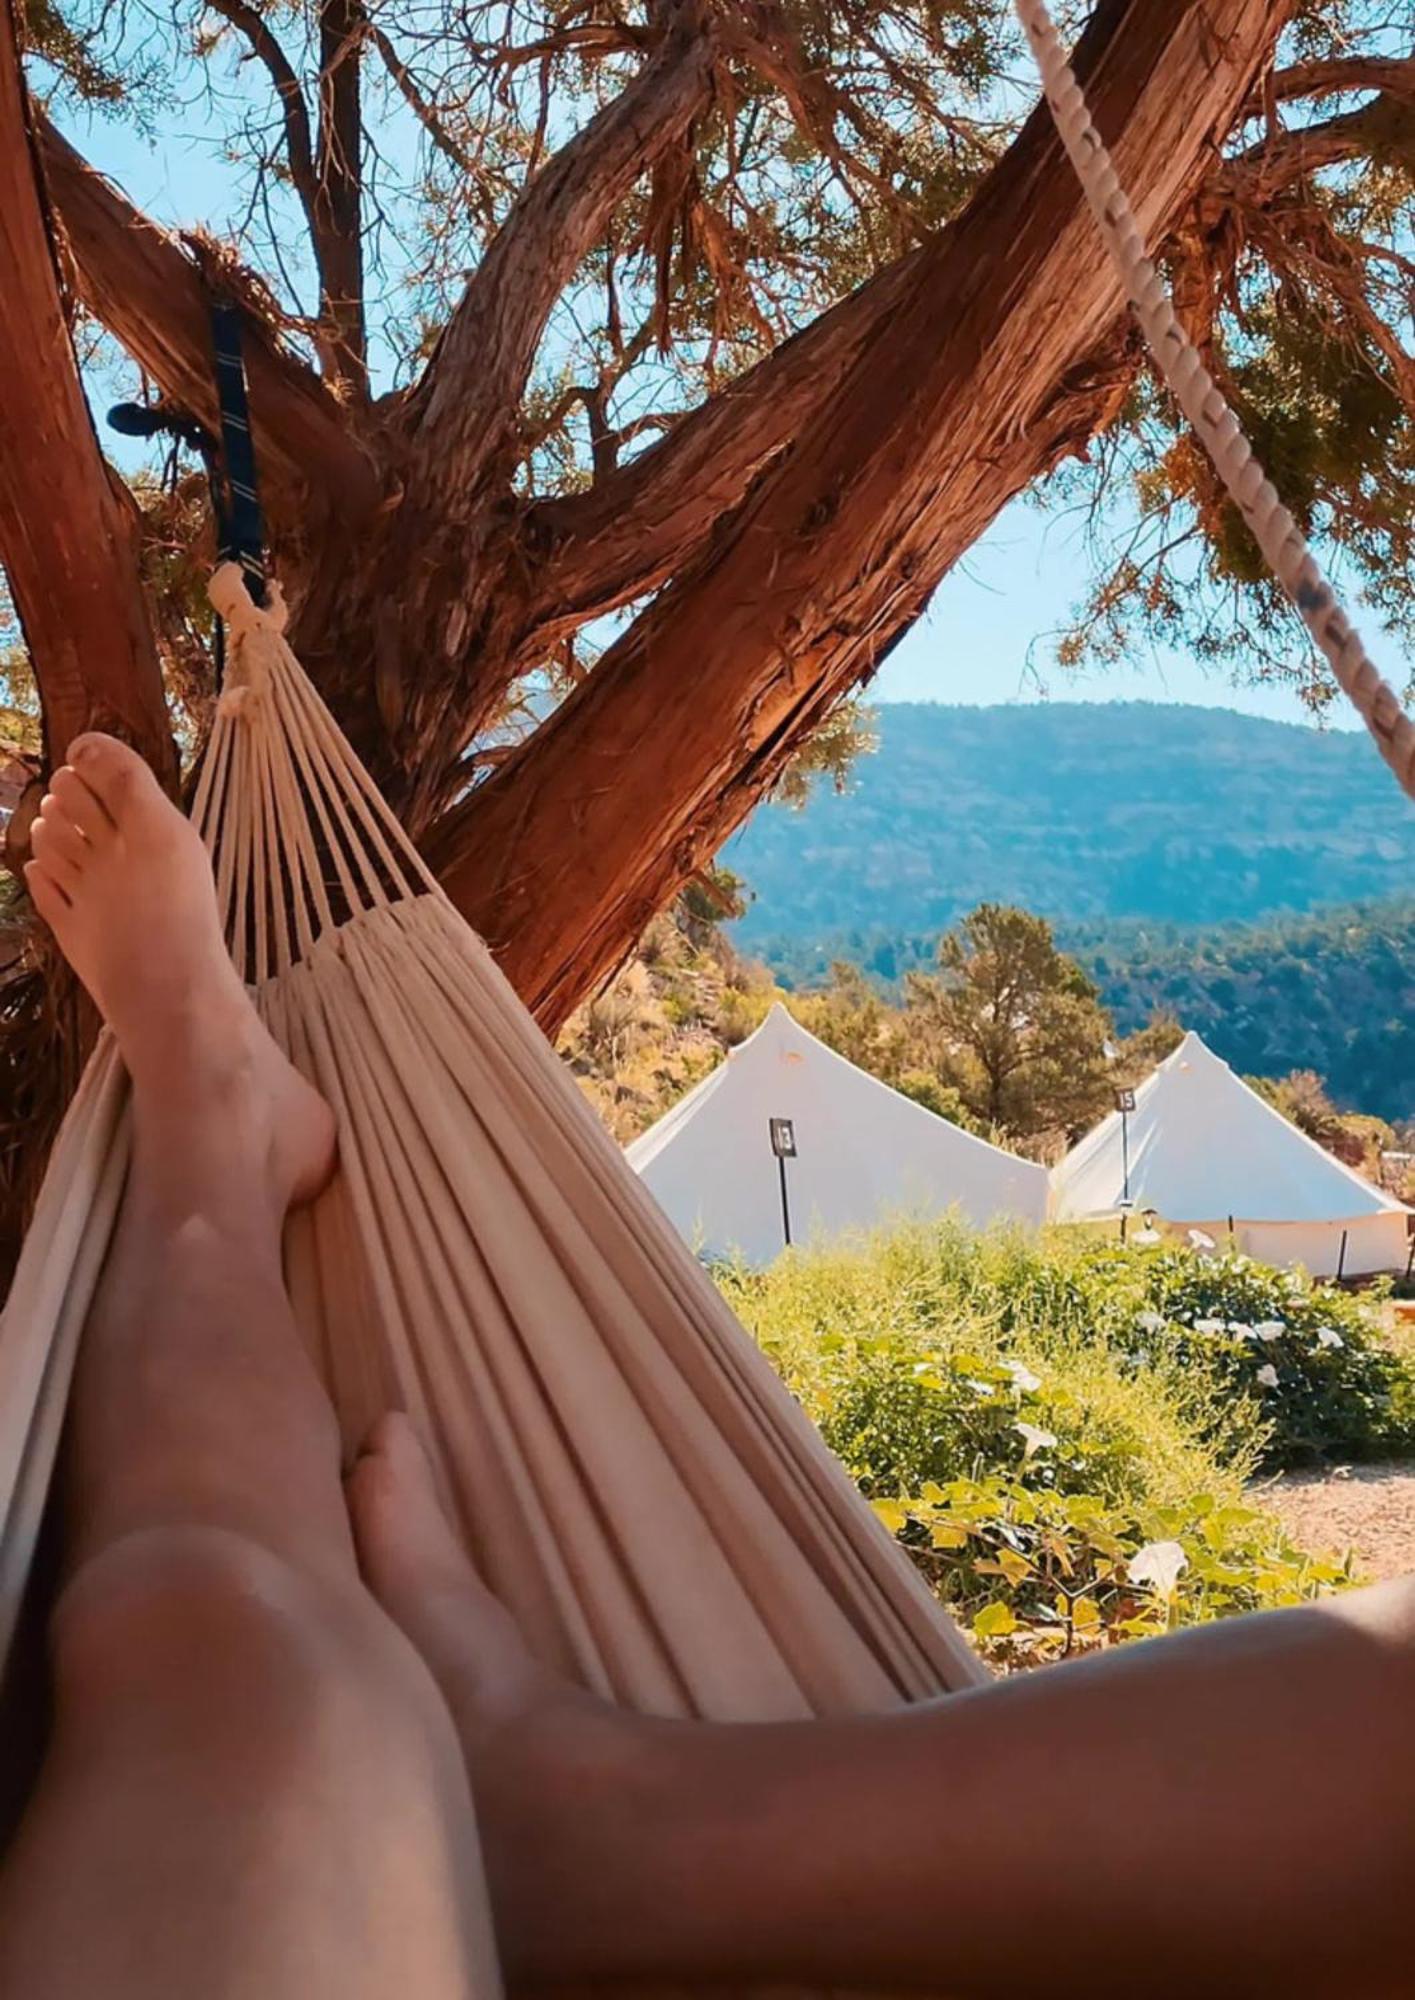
[345,1416,477,1600]
[48,764,115,841]
[363,1410,432,1481]
[66,734,161,827]
[35,797,92,874]
[29,819,83,900]
[347,1414,454,1571]
[24,858,71,926]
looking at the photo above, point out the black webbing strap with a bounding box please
[208,301,268,608]
[107,299,268,687]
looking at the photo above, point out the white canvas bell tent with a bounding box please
[627,1003,1049,1265]
[1052,1031,1411,1278]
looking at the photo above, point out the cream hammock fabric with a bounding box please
[0,563,984,1718]
[1,0,1412,1949]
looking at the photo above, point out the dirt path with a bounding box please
[1254,1463,1415,1581]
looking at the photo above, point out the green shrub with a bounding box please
[734,1220,1414,1473]
[1117,1244,1415,1469]
[716,1218,1411,1660]
[720,1222,1272,1504]
[877,1478,1350,1667]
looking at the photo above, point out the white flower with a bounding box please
[1193,1318,1225,1336]
[1253,1321,1286,1342]
[1255,1363,1280,1389]
[1188,1229,1217,1251]
[1002,1359,1042,1394]
[1286,1273,1307,1295]
[1227,1321,1255,1340]
[1128,1540,1188,1596]
[1014,1421,1057,1457]
[1314,1327,1344,1351]
[1133,1227,1162,1245]
[966,1380,996,1400]
[1136,1310,1166,1335]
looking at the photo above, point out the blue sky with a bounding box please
[875,497,1374,729]
[71,108,1394,737]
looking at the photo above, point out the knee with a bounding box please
[50,1526,451,1788]
[1326,1576,1415,1901]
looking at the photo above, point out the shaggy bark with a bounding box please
[0,0,171,804]
[431,0,1291,1030]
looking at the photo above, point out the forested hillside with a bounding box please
[1074,905,1415,1121]
[728,703,1415,945]
[760,902,1415,1123]
[727,704,1415,1118]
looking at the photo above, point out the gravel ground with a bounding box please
[1255,1463,1415,1581]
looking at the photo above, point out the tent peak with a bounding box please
[1166,1029,1221,1069]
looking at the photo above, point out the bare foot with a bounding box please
[26,733,334,1209]
[347,1413,646,1977]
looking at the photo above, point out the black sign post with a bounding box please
[769,1117,797,1250]
[1115,1087,1136,1205]
[1114,1088,1136,1241]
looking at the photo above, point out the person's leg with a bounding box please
[0,738,493,2000]
[352,1412,1415,2000]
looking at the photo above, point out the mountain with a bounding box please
[722,703,1415,1119]
[725,701,1415,950]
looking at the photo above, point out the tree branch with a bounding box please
[206,0,367,397]
[426,0,1287,1032]
[36,116,380,547]
[1227,92,1415,195]
[365,20,475,175]
[405,0,715,510]
[1264,55,1415,108]
[207,0,319,215]
[528,42,1415,641]
[314,0,367,397]
[521,252,918,643]
[0,0,172,798]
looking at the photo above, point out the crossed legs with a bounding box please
[0,737,494,1999]
[2,733,1412,2000]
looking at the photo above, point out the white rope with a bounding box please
[1012,0,1415,803]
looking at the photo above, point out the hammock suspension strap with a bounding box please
[207,301,268,609]
[107,300,268,688]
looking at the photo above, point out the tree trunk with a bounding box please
[0,0,172,804]
[432,0,1289,1032]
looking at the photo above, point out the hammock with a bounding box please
[0,0,1411,1972]
[0,560,984,1716]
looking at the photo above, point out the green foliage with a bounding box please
[720,1219,1383,1664]
[893,1070,979,1130]
[565,891,1166,1156]
[23,0,127,105]
[770,701,879,810]
[781,907,1174,1150]
[560,901,778,1141]
[1071,904,1415,1125]
[903,904,1121,1140]
[1111,1242,1415,1471]
[1047,4,1415,693]
[882,1477,1350,1666]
